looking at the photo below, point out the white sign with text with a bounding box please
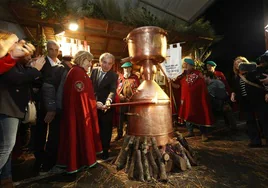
[161,43,182,80]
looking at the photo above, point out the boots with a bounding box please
[1,178,14,188]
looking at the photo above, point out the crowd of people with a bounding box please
[1,29,268,187]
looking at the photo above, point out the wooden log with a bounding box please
[151,138,168,181]
[128,137,140,180]
[149,164,153,178]
[183,147,197,166]
[141,137,151,181]
[115,135,131,170]
[147,148,158,179]
[136,150,145,182]
[128,137,137,179]
[174,142,191,169]
[125,143,134,173]
[162,153,170,162]
[174,131,190,151]
[125,136,135,151]
[125,136,135,173]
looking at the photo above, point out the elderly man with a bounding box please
[34,41,67,173]
[91,53,118,160]
[115,62,140,140]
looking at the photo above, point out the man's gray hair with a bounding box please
[99,52,115,63]
[46,40,60,49]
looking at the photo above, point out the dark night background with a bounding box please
[203,0,266,79]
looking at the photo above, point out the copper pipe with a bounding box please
[157,64,172,108]
[109,101,156,107]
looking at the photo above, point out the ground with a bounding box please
[12,119,268,188]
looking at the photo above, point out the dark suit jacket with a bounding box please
[91,68,118,104]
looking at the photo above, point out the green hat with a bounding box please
[184,58,195,66]
[121,62,132,68]
[206,61,217,67]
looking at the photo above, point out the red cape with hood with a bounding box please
[178,70,213,126]
[57,66,102,173]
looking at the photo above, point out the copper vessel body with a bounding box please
[125,26,167,65]
[127,80,173,146]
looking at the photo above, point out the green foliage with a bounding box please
[31,0,68,20]
[123,7,159,27]
[31,0,219,56]
[192,44,212,72]
[76,2,105,19]
[94,0,122,21]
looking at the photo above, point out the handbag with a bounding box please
[22,101,37,124]
[22,87,37,124]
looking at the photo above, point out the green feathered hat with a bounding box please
[184,58,195,66]
[206,61,217,67]
[121,62,133,68]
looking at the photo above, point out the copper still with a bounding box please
[125,26,167,65]
[124,26,173,146]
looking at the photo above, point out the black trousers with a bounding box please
[34,109,61,170]
[241,98,268,145]
[98,108,114,151]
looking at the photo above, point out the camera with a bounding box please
[238,63,266,80]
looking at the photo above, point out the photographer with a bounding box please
[259,51,268,88]
[231,56,268,148]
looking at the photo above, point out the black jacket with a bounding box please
[37,57,67,112]
[233,73,267,105]
[0,63,41,118]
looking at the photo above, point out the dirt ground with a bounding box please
[13,120,268,188]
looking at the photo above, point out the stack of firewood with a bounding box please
[114,131,197,182]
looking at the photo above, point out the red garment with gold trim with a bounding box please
[57,66,102,173]
[116,73,140,99]
[178,70,213,126]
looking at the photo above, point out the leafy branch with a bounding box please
[31,0,68,20]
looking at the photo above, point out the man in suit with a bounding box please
[91,52,118,160]
[34,40,67,173]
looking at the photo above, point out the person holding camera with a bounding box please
[231,56,268,148]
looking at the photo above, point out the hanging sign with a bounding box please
[160,43,183,80]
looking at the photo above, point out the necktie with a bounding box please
[98,71,105,85]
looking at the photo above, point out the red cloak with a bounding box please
[57,66,102,173]
[0,54,16,74]
[178,70,213,126]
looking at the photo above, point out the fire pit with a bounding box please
[113,26,196,182]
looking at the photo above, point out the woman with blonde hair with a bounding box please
[57,51,102,173]
[231,56,268,147]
